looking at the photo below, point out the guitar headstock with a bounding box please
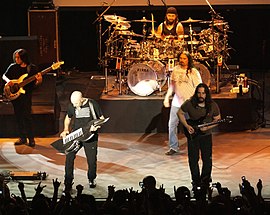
[51,61,64,70]
[225,115,233,123]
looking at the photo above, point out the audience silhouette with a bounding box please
[0,174,269,214]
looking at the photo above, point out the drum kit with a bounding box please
[102,13,231,96]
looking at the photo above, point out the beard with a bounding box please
[198,97,205,103]
[166,19,175,25]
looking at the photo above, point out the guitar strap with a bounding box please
[89,100,97,120]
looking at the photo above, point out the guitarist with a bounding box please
[60,91,104,192]
[2,49,42,147]
[177,83,221,193]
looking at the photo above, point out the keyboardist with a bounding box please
[60,91,104,192]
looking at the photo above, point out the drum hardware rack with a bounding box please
[98,1,232,97]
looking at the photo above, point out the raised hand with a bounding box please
[35,181,46,194]
[53,178,61,190]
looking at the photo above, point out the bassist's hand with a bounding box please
[7,81,14,86]
[35,72,42,85]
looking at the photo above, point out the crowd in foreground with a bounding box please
[0,174,269,215]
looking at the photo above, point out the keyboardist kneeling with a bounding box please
[52,91,107,191]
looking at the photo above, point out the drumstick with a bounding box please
[151,13,155,36]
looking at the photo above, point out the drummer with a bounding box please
[156,7,184,41]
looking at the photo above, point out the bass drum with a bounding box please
[194,62,211,87]
[128,61,166,96]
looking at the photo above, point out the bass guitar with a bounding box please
[51,117,109,154]
[4,61,64,101]
[183,115,233,140]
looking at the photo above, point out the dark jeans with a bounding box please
[65,139,98,184]
[187,134,212,186]
[12,93,34,139]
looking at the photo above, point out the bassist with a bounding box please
[177,83,221,194]
[2,49,42,147]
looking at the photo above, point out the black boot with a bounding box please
[14,138,27,145]
[28,138,36,147]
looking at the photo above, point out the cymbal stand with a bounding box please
[188,23,195,55]
[205,0,224,93]
[142,19,147,40]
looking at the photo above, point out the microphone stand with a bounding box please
[93,0,115,65]
[205,0,223,93]
[92,0,116,94]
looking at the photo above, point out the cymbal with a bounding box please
[178,35,190,39]
[118,31,144,37]
[164,35,178,40]
[210,22,228,26]
[181,17,202,23]
[114,21,131,29]
[132,17,155,23]
[104,15,127,23]
[147,34,162,39]
[187,41,200,45]
[200,21,212,24]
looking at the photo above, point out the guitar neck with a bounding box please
[197,119,224,128]
[19,67,53,88]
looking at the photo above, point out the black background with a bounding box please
[0,1,269,72]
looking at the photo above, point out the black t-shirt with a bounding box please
[181,99,220,134]
[67,98,103,132]
[3,63,38,94]
[181,99,220,122]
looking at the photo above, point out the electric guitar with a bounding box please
[4,61,64,101]
[183,116,233,140]
[51,117,109,154]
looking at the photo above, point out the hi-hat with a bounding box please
[104,15,126,23]
[181,17,202,23]
[114,21,131,30]
[132,17,155,23]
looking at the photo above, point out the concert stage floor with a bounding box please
[0,70,269,201]
[0,129,270,200]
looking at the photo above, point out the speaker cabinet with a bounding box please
[28,8,60,67]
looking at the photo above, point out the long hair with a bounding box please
[178,51,195,73]
[13,49,30,65]
[190,83,213,113]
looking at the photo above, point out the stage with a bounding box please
[1,130,270,201]
[0,71,269,201]
[99,77,260,133]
